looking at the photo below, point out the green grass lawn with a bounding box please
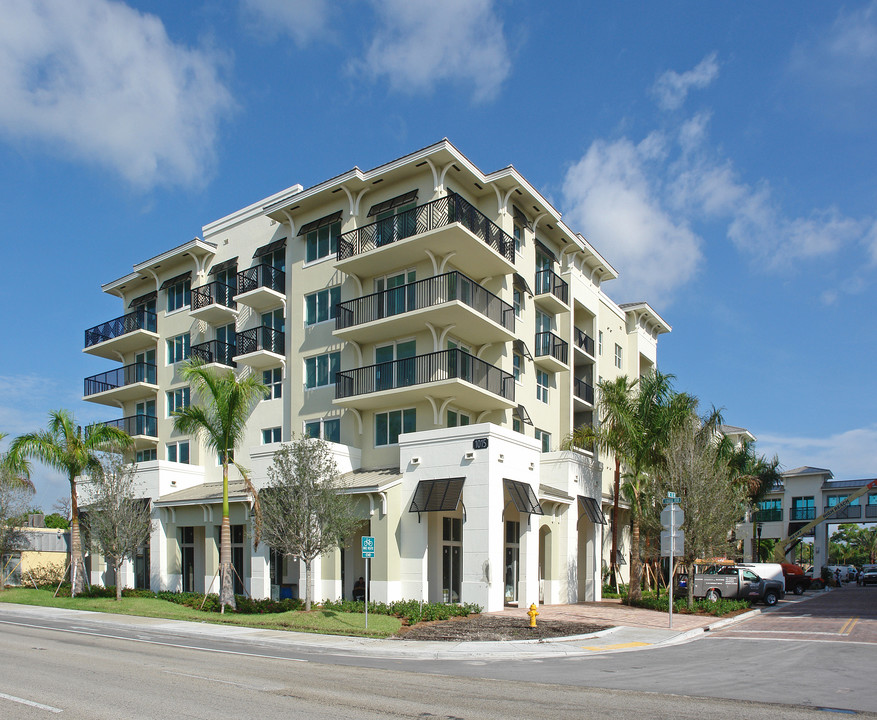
[0,588,401,637]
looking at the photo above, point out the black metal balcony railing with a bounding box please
[825,504,862,520]
[866,505,877,518]
[535,331,568,365]
[84,362,157,397]
[84,310,157,348]
[790,507,816,521]
[335,271,515,332]
[236,264,284,296]
[574,328,595,356]
[337,193,515,264]
[335,348,514,402]
[191,340,237,368]
[235,326,284,356]
[93,415,158,438]
[535,269,569,305]
[756,508,783,522]
[192,281,237,312]
[574,377,594,404]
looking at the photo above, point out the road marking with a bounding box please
[581,642,651,651]
[708,636,876,646]
[0,691,63,714]
[0,619,307,663]
[718,629,845,636]
[840,617,859,636]
[162,670,269,690]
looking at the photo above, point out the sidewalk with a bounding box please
[0,598,760,660]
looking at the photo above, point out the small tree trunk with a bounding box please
[304,559,312,612]
[628,514,642,601]
[687,561,695,609]
[610,457,621,587]
[219,516,235,612]
[115,558,123,601]
[69,481,85,597]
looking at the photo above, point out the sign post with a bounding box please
[661,495,684,629]
[361,536,375,629]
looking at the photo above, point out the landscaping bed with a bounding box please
[400,614,610,641]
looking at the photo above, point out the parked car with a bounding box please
[737,563,786,590]
[691,566,785,605]
[862,565,877,586]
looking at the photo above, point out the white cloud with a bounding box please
[241,0,331,45]
[652,52,719,111]
[356,0,511,102]
[0,0,234,188]
[757,425,877,481]
[562,136,703,307]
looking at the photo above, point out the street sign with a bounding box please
[361,536,375,558]
[660,530,684,556]
[660,506,685,529]
[662,497,681,505]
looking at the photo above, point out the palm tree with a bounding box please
[0,432,34,492]
[9,411,132,596]
[172,358,268,613]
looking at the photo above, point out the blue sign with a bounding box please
[361,536,375,558]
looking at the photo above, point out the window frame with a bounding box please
[305,220,341,264]
[536,369,549,403]
[166,279,191,313]
[303,418,341,444]
[305,286,342,326]
[375,407,416,447]
[166,387,190,416]
[262,367,282,400]
[166,333,190,365]
[166,440,190,464]
[614,343,623,370]
[304,351,341,390]
[261,427,282,445]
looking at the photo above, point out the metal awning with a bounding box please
[535,239,557,264]
[578,495,606,524]
[253,238,286,258]
[159,271,191,290]
[513,338,532,360]
[409,478,465,520]
[297,210,343,236]
[513,205,532,230]
[513,404,533,425]
[512,272,533,296]
[367,190,418,217]
[504,479,543,515]
[128,291,156,308]
[208,257,238,275]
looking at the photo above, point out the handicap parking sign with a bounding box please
[361,536,375,558]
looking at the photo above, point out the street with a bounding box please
[0,588,874,718]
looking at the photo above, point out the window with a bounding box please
[598,331,603,356]
[305,286,341,326]
[375,269,415,317]
[534,428,551,452]
[304,418,340,443]
[166,441,190,464]
[513,417,523,434]
[536,370,549,403]
[263,367,282,399]
[262,308,285,332]
[217,449,235,465]
[262,427,281,445]
[792,496,815,520]
[375,408,415,446]
[166,333,190,364]
[306,220,341,263]
[513,223,523,254]
[135,448,157,462]
[513,289,522,318]
[166,278,191,312]
[513,353,523,383]
[305,351,340,389]
[447,410,470,427]
[614,343,623,369]
[166,387,190,416]
[264,247,285,272]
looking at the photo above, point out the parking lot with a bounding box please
[712,585,877,643]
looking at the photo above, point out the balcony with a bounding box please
[825,504,862,520]
[83,310,158,359]
[235,264,285,312]
[191,340,237,369]
[866,505,877,519]
[91,415,157,449]
[573,377,594,407]
[337,194,516,278]
[190,281,237,323]
[573,327,596,362]
[790,507,816,521]
[534,269,569,314]
[233,326,284,369]
[83,362,157,406]
[334,348,515,413]
[334,271,515,346]
[534,331,568,372]
[756,508,783,523]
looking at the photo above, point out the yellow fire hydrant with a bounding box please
[527,603,539,628]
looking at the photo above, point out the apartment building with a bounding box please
[739,466,877,570]
[81,139,670,611]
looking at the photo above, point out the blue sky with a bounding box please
[1,0,876,510]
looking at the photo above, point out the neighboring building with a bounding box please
[739,466,877,569]
[81,139,670,610]
[2,520,70,587]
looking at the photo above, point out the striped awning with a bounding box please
[297,210,343,236]
[409,478,465,516]
[578,495,607,524]
[505,479,543,515]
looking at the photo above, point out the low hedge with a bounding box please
[320,598,482,624]
[624,592,750,616]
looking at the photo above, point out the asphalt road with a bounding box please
[0,588,874,718]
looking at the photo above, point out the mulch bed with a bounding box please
[399,614,611,641]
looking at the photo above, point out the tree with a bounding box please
[9,411,132,596]
[663,412,748,607]
[0,466,32,590]
[82,454,152,601]
[172,358,268,612]
[260,435,359,611]
[830,525,877,565]
[0,432,34,492]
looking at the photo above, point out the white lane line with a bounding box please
[0,691,63,714]
[708,636,876,646]
[720,629,844,636]
[162,670,269,690]
[0,619,307,663]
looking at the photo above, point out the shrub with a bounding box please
[24,563,67,587]
[320,598,482,624]
[623,591,750,616]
